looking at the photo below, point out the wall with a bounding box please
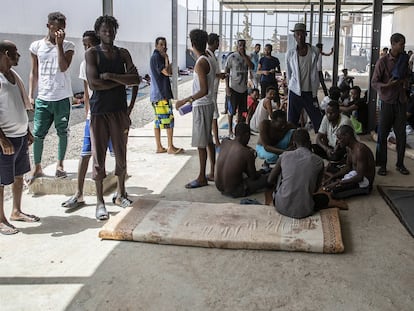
[392,6,414,51]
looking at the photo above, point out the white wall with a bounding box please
[392,7,414,50]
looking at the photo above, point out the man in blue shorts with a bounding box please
[0,41,39,235]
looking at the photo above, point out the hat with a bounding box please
[291,23,308,33]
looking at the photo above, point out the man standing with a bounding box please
[150,37,183,155]
[0,41,39,235]
[85,15,140,220]
[216,123,269,198]
[176,29,215,189]
[286,23,322,132]
[225,39,253,136]
[27,12,74,182]
[250,43,261,89]
[257,44,281,100]
[372,33,410,176]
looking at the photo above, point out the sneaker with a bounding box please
[377,166,387,176]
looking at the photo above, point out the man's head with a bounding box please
[390,33,405,56]
[265,86,276,100]
[190,29,208,54]
[291,23,307,45]
[292,128,311,149]
[342,68,348,76]
[0,40,20,67]
[271,109,287,129]
[47,12,66,38]
[325,100,340,123]
[316,43,323,51]
[328,86,341,101]
[350,86,361,101]
[208,33,220,51]
[250,88,259,99]
[254,44,261,53]
[235,122,251,146]
[82,30,100,50]
[264,44,272,56]
[237,39,246,54]
[155,37,167,53]
[94,15,119,45]
[336,124,355,148]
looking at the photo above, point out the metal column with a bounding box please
[368,0,383,131]
[332,0,341,86]
[219,2,223,64]
[318,1,324,44]
[309,4,314,45]
[102,0,113,15]
[229,10,233,50]
[202,0,207,30]
[172,0,178,98]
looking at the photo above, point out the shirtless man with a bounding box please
[323,125,375,199]
[0,41,39,235]
[256,110,296,166]
[85,15,140,220]
[215,123,269,198]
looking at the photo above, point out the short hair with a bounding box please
[155,37,166,45]
[250,88,259,94]
[235,122,250,137]
[255,43,261,48]
[327,100,340,111]
[82,30,100,45]
[338,124,355,137]
[94,15,119,34]
[266,86,276,94]
[350,85,361,95]
[208,33,219,45]
[328,86,341,101]
[390,33,405,44]
[316,43,323,48]
[271,109,286,121]
[238,39,246,44]
[265,43,272,50]
[189,29,208,52]
[293,128,310,146]
[0,40,14,54]
[48,12,66,23]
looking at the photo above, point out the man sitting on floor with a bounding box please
[265,129,329,219]
[215,123,270,198]
[256,110,296,167]
[323,125,375,199]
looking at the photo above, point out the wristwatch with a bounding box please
[188,96,194,103]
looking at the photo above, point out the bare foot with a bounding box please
[206,174,215,182]
[10,212,40,222]
[168,147,184,154]
[25,169,44,185]
[156,147,167,153]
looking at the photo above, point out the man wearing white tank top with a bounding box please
[176,29,215,189]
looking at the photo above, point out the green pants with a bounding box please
[33,98,71,164]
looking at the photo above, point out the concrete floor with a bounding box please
[1,79,413,311]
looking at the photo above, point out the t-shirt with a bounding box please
[318,113,352,147]
[0,71,28,137]
[274,147,324,219]
[225,52,249,93]
[29,39,74,101]
[150,49,173,102]
[79,60,92,119]
[259,56,280,84]
[250,52,259,72]
[206,48,220,104]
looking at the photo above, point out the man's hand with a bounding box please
[100,72,112,80]
[27,132,34,146]
[29,97,35,110]
[0,137,14,155]
[55,29,65,45]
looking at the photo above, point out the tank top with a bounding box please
[90,46,127,114]
[192,55,215,107]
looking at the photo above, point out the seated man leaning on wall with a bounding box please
[215,123,270,198]
[322,125,375,199]
[265,128,330,219]
[256,109,296,168]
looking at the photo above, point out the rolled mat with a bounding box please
[99,199,344,253]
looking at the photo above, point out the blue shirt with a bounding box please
[150,50,173,102]
[259,56,280,83]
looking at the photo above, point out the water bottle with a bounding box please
[179,103,193,115]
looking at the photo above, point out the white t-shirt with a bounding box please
[249,98,278,132]
[29,39,75,101]
[318,113,352,147]
[0,71,28,137]
[225,52,249,93]
[79,60,92,119]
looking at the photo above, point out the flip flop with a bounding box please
[61,196,85,209]
[10,212,40,222]
[206,174,215,182]
[0,223,19,235]
[240,198,262,205]
[156,148,167,154]
[24,172,45,186]
[55,169,67,179]
[185,180,208,189]
[114,195,133,208]
[96,204,109,221]
[168,147,184,155]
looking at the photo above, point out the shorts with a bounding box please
[0,135,30,186]
[81,119,114,157]
[229,89,247,116]
[192,104,214,148]
[152,99,174,129]
[223,173,270,198]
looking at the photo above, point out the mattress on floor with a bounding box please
[99,199,344,253]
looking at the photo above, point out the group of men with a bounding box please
[1,14,412,234]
